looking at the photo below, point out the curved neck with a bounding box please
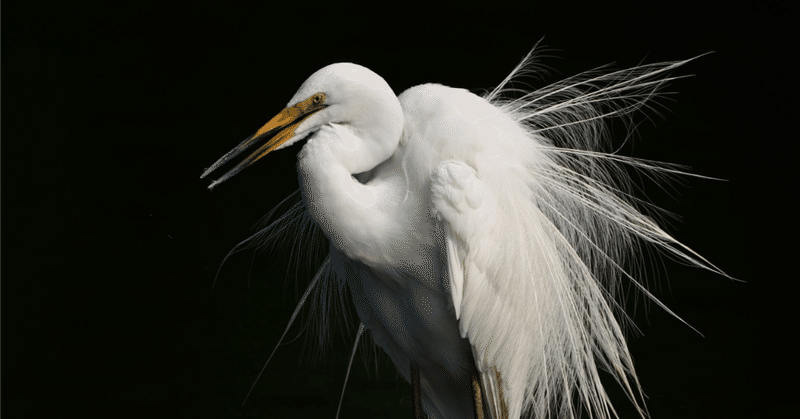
[297,124,403,265]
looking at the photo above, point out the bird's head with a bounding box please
[201,63,403,189]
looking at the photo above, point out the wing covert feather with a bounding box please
[431,160,497,321]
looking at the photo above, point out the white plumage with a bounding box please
[202,50,725,419]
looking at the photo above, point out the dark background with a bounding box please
[3,1,793,418]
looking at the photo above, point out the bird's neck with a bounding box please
[296,124,400,265]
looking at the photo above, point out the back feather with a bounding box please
[438,48,727,419]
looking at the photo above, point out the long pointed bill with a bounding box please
[200,94,325,189]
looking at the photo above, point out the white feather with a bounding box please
[206,48,728,418]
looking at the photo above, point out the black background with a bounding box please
[3,1,793,418]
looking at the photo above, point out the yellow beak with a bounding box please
[201,94,326,189]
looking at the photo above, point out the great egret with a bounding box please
[201,50,725,419]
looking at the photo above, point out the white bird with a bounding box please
[201,50,725,419]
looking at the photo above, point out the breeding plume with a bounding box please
[201,51,724,419]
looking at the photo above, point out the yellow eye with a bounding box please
[313,94,322,104]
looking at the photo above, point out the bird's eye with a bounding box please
[313,94,322,104]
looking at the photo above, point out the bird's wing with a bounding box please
[431,161,497,320]
[430,160,510,418]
